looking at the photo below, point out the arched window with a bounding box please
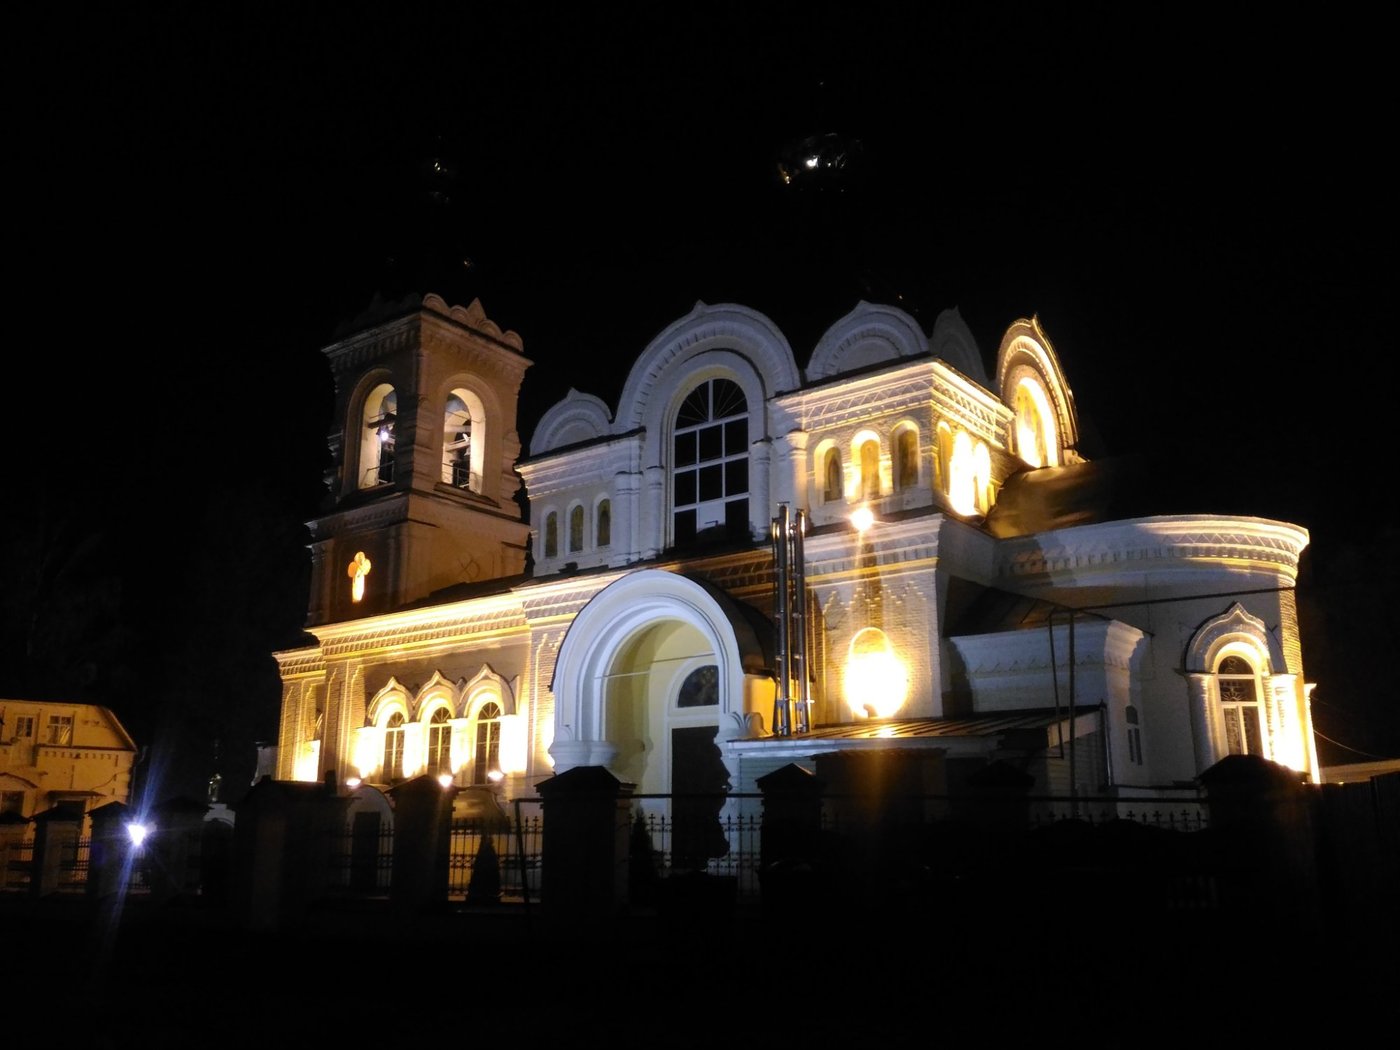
[894,428,918,490]
[672,377,749,546]
[359,384,397,489]
[1012,376,1059,468]
[569,505,585,553]
[1218,654,1264,756]
[442,389,485,492]
[544,512,558,558]
[473,702,502,785]
[596,499,611,547]
[935,421,953,495]
[677,664,719,708]
[823,448,843,502]
[427,707,452,775]
[859,439,881,500]
[382,712,405,782]
[972,440,993,515]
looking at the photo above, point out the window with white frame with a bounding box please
[672,377,749,547]
[1218,654,1264,756]
[382,712,405,782]
[473,702,502,784]
[45,714,73,745]
[427,707,452,775]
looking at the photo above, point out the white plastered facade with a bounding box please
[275,295,1320,819]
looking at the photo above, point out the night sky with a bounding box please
[7,5,1396,801]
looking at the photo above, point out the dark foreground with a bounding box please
[6,890,1392,1050]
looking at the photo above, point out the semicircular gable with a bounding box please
[529,389,613,455]
[613,303,799,433]
[995,316,1080,451]
[806,301,929,382]
[550,569,772,762]
[929,307,989,387]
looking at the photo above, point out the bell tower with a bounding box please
[305,292,531,626]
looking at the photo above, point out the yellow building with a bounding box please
[273,293,1320,835]
[0,700,138,822]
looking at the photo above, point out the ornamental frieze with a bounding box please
[1000,525,1306,579]
[316,606,530,659]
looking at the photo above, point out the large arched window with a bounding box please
[382,712,405,782]
[426,707,452,775]
[473,702,502,785]
[672,377,749,546]
[1012,375,1059,468]
[1217,654,1264,756]
[442,389,486,492]
[359,384,397,489]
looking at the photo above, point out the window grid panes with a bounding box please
[474,702,502,784]
[672,378,749,546]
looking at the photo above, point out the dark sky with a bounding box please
[7,5,1396,799]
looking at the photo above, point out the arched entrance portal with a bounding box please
[550,570,770,867]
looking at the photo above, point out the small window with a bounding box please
[0,791,23,816]
[823,448,843,502]
[382,713,405,782]
[597,499,611,547]
[473,702,502,784]
[677,665,719,708]
[45,714,73,746]
[544,513,558,558]
[13,715,35,739]
[569,505,585,553]
[894,429,918,490]
[859,440,881,500]
[427,708,452,775]
[1126,705,1142,766]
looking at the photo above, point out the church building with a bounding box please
[272,291,1319,834]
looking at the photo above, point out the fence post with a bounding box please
[87,800,133,899]
[756,763,826,916]
[536,766,633,929]
[387,774,457,916]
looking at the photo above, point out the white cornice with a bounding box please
[997,516,1309,585]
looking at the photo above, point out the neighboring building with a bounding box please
[273,292,1320,835]
[0,700,139,822]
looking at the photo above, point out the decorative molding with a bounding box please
[998,517,1310,581]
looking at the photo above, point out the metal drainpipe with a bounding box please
[1068,609,1077,818]
[771,506,792,736]
[1048,609,1063,760]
